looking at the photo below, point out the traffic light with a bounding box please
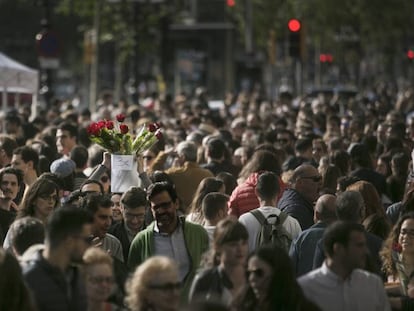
[320,53,333,63]
[226,0,235,7]
[407,49,414,61]
[288,18,302,59]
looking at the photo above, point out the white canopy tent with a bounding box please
[0,52,39,123]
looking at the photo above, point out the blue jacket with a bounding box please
[277,188,314,230]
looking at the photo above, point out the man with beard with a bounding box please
[128,181,209,301]
[82,193,124,263]
[0,167,23,243]
[23,207,93,311]
[298,221,390,311]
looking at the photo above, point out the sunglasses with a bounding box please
[148,282,181,291]
[143,155,154,160]
[100,176,109,183]
[300,175,322,182]
[246,268,265,278]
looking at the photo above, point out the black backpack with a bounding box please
[250,209,292,252]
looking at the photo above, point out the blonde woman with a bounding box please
[125,256,181,311]
[83,247,122,311]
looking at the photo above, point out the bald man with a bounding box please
[289,194,337,276]
[277,164,322,230]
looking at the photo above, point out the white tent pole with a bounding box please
[2,86,7,133]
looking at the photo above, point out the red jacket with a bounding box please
[228,172,286,218]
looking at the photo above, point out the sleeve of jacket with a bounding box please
[127,228,153,270]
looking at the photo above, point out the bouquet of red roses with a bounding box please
[87,114,163,155]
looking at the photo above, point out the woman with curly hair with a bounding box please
[186,177,225,224]
[380,212,414,310]
[125,256,181,311]
[380,212,414,293]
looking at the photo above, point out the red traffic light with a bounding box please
[320,54,333,63]
[407,50,414,60]
[227,0,235,7]
[288,19,301,32]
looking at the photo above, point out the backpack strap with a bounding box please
[277,211,288,225]
[250,209,266,224]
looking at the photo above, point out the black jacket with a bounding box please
[23,250,87,311]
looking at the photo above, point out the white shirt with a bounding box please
[238,206,302,252]
[298,262,391,311]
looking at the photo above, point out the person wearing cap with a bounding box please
[50,158,76,199]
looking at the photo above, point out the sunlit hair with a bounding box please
[380,212,414,277]
[346,180,386,218]
[188,177,224,224]
[18,178,60,219]
[125,256,179,311]
[83,247,113,268]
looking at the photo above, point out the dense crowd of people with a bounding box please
[1,82,414,310]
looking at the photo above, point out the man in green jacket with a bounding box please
[128,181,209,303]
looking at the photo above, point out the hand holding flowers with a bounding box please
[87,114,163,156]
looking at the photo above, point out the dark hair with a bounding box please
[38,172,64,190]
[13,146,39,171]
[82,193,112,215]
[46,207,93,249]
[0,134,17,158]
[363,214,391,240]
[381,212,414,276]
[121,186,148,209]
[391,152,409,177]
[235,245,314,311]
[188,177,224,222]
[0,248,36,310]
[295,138,313,153]
[57,122,78,139]
[206,217,248,267]
[255,171,280,201]
[207,138,227,160]
[202,192,229,221]
[80,179,104,194]
[323,221,365,257]
[330,150,350,176]
[10,217,45,255]
[149,170,175,185]
[239,150,281,181]
[18,178,60,218]
[147,181,178,203]
[70,145,89,169]
[216,172,237,196]
[0,167,24,188]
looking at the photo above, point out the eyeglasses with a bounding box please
[143,155,154,160]
[246,269,265,278]
[400,229,414,238]
[39,194,58,202]
[125,212,146,220]
[151,201,172,210]
[148,282,181,291]
[88,276,115,285]
[100,176,109,183]
[300,175,322,182]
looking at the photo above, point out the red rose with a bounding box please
[120,124,129,134]
[97,120,106,129]
[87,123,101,136]
[155,129,163,140]
[116,114,126,122]
[148,123,157,132]
[392,242,402,253]
[106,120,114,130]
